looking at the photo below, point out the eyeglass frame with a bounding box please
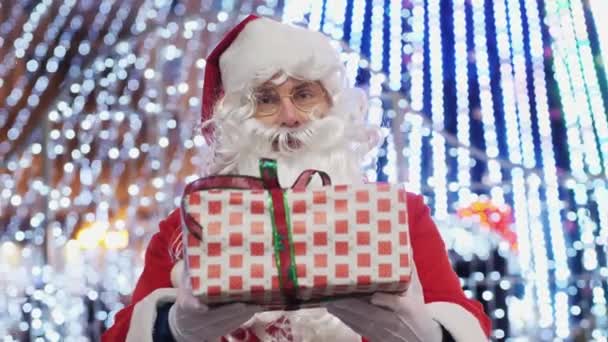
[249,81,332,118]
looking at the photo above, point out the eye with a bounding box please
[293,89,315,100]
[255,92,279,104]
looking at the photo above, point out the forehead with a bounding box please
[255,77,317,91]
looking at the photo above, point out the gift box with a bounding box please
[181,159,412,308]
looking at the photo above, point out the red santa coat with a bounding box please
[102,192,491,341]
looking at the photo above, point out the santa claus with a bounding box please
[102,15,491,342]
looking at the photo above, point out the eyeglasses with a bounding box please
[252,82,329,117]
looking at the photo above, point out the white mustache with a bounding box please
[251,116,345,155]
[270,128,314,152]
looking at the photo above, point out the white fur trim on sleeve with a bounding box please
[426,302,488,342]
[171,260,185,288]
[126,288,178,342]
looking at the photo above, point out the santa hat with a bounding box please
[201,15,345,144]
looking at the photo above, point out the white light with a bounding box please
[217,11,228,22]
[322,0,346,40]
[10,195,22,206]
[128,184,139,196]
[307,0,323,32]
[152,177,164,188]
[193,135,205,147]
[31,143,42,154]
[545,5,606,334]
[177,82,189,93]
[427,0,448,219]
[108,147,120,159]
[388,0,402,91]
[158,137,169,148]
[523,0,570,332]
[167,119,176,129]
[348,0,366,53]
[493,0,546,328]
[494,308,505,319]
[369,0,384,72]
[453,0,471,203]
[128,147,140,159]
[144,68,155,79]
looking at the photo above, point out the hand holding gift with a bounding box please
[324,265,442,342]
[168,262,263,342]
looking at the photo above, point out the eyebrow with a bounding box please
[254,81,317,93]
[293,82,315,90]
[253,86,275,93]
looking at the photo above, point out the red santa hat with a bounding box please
[201,15,345,144]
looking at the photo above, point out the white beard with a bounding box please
[226,115,368,187]
[233,147,364,188]
[207,87,379,186]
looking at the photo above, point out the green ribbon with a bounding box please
[259,159,299,299]
[259,159,279,179]
[283,192,299,288]
[267,195,285,290]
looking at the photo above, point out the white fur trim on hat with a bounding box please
[126,288,178,342]
[219,17,344,97]
[426,301,489,341]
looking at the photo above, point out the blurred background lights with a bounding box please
[1,0,608,340]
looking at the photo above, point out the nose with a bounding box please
[278,97,304,128]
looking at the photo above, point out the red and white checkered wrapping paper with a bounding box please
[183,183,412,307]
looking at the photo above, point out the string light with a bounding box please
[427,0,448,220]
[307,0,323,32]
[544,0,603,275]
[569,0,608,175]
[452,0,471,204]
[401,0,425,194]
[281,1,309,23]
[322,0,346,40]
[361,0,387,182]
[1,0,78,157]
[492,0,541,329]
[0,1,181,338]
[388,0,402,91]
[509,0,556,329]
[369,0,384,73]
[550,3,602,175]
[565,6,608,314]
[402,114,424,194]
[0,0,53,87]
[348,0,366,54]
[0,4,28,55]
[522,0,570,335]
[470,0,503,204]
[589,1,608,105]
[543,4,593,287]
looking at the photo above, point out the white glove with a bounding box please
[168,263,262,342]
[324,266,443,342]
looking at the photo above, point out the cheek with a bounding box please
[254,115,276,126]
[316,103,331,118]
